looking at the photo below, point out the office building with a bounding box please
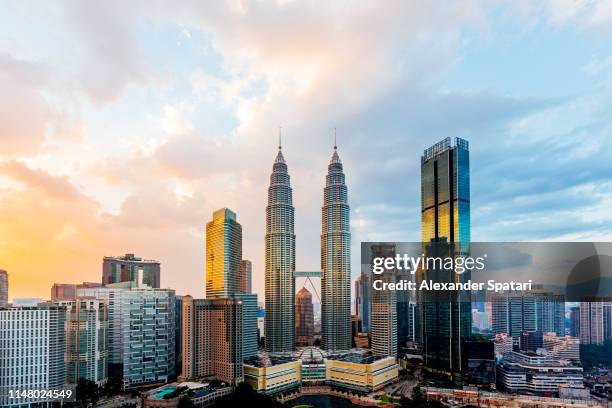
[569,306,580,338]
[543,332,580,363]
[78,282,175,388]
[604,302,612,340]
[243,355,302,395]
[321,141,351,351]
[206,208,242,299]
[354,272,370,333]
[237,293,258,360]
[0,270,7,306]
[59,297,108,385]
[497,351,584,396]
[180,295,243,384]
[420,137,471,377]
[239,260,252,294]
[326,351,399,393]
[103,253,160,288]
[580,301,604,345]
[369,244,397,357]
[296,287,314,346]
[52,282,102,301]
[0,303,67,407]
[492,291,564,342]
[265,142,296,352]
[493,333,513,359]
[175,295,184,379]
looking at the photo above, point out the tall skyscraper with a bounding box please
[51,283,77,301]
[239,260,252,294]
[180,295,243,384]
[206,208,242,299]
[0,303,67,407]
[420,137,471,377]
[580,301,604,345]
[569,306,580,338]
[265,142,296,352]
[59,297,108,385]
[355,272,371,333]
[296,287,314,346]
[321,141,351,351]
[0,270,7,307]
[370,244,398,357]
[102,253,160,288]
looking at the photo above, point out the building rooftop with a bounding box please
[326,350,391,364]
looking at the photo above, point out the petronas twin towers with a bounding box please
[265,138,351,353]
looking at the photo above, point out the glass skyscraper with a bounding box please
[206,208,242,299]
[265,144,296,352]
[420,137,471,379]
[321,143,351,351]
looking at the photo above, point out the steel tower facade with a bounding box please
[264,145,296,352]
[321,144,351,351]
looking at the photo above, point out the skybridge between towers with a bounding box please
[294,271,322,303]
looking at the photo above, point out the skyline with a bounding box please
[2,1,612,303]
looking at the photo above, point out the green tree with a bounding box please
[177,395,195,408]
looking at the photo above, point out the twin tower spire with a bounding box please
[265,129,351,353]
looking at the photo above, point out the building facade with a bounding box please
[354,272,370,333]
[321,143,351,351]
[265,144,296,353]
[103,253,161,288]
[206,208,242,299]
[60,297,108,385]
[0,270,7,306]
[296,287,314,347]
[239,260,252,294]
[580,302,604,345]
[0,303,67,407]
[180,295,243,384]
[420,137,471,378]
[543,332,580,363]
[369,244,398,357]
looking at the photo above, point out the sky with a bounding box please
[1,0,612,303]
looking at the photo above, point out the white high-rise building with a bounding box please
[580,302,604,345]
[0,303,67,407]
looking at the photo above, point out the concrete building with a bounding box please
[497,351,584,396]
[239,260,252,294]
[59,297,108,386]
[0,270,7,306]
[0,303,67,407]
[180,296,243,384]
[296,287,314,346]
[265,142,296,353]
[103,253,161,288]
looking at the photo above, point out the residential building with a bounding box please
[354,272,370,333]
[59,297,108,385]
[0,303,67,407]
[543,332,580,363]
[493,333,513,359]
[369,244,397,357]
[180,296,243,384]
[580,301,604,345]
[569,306,580,338]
